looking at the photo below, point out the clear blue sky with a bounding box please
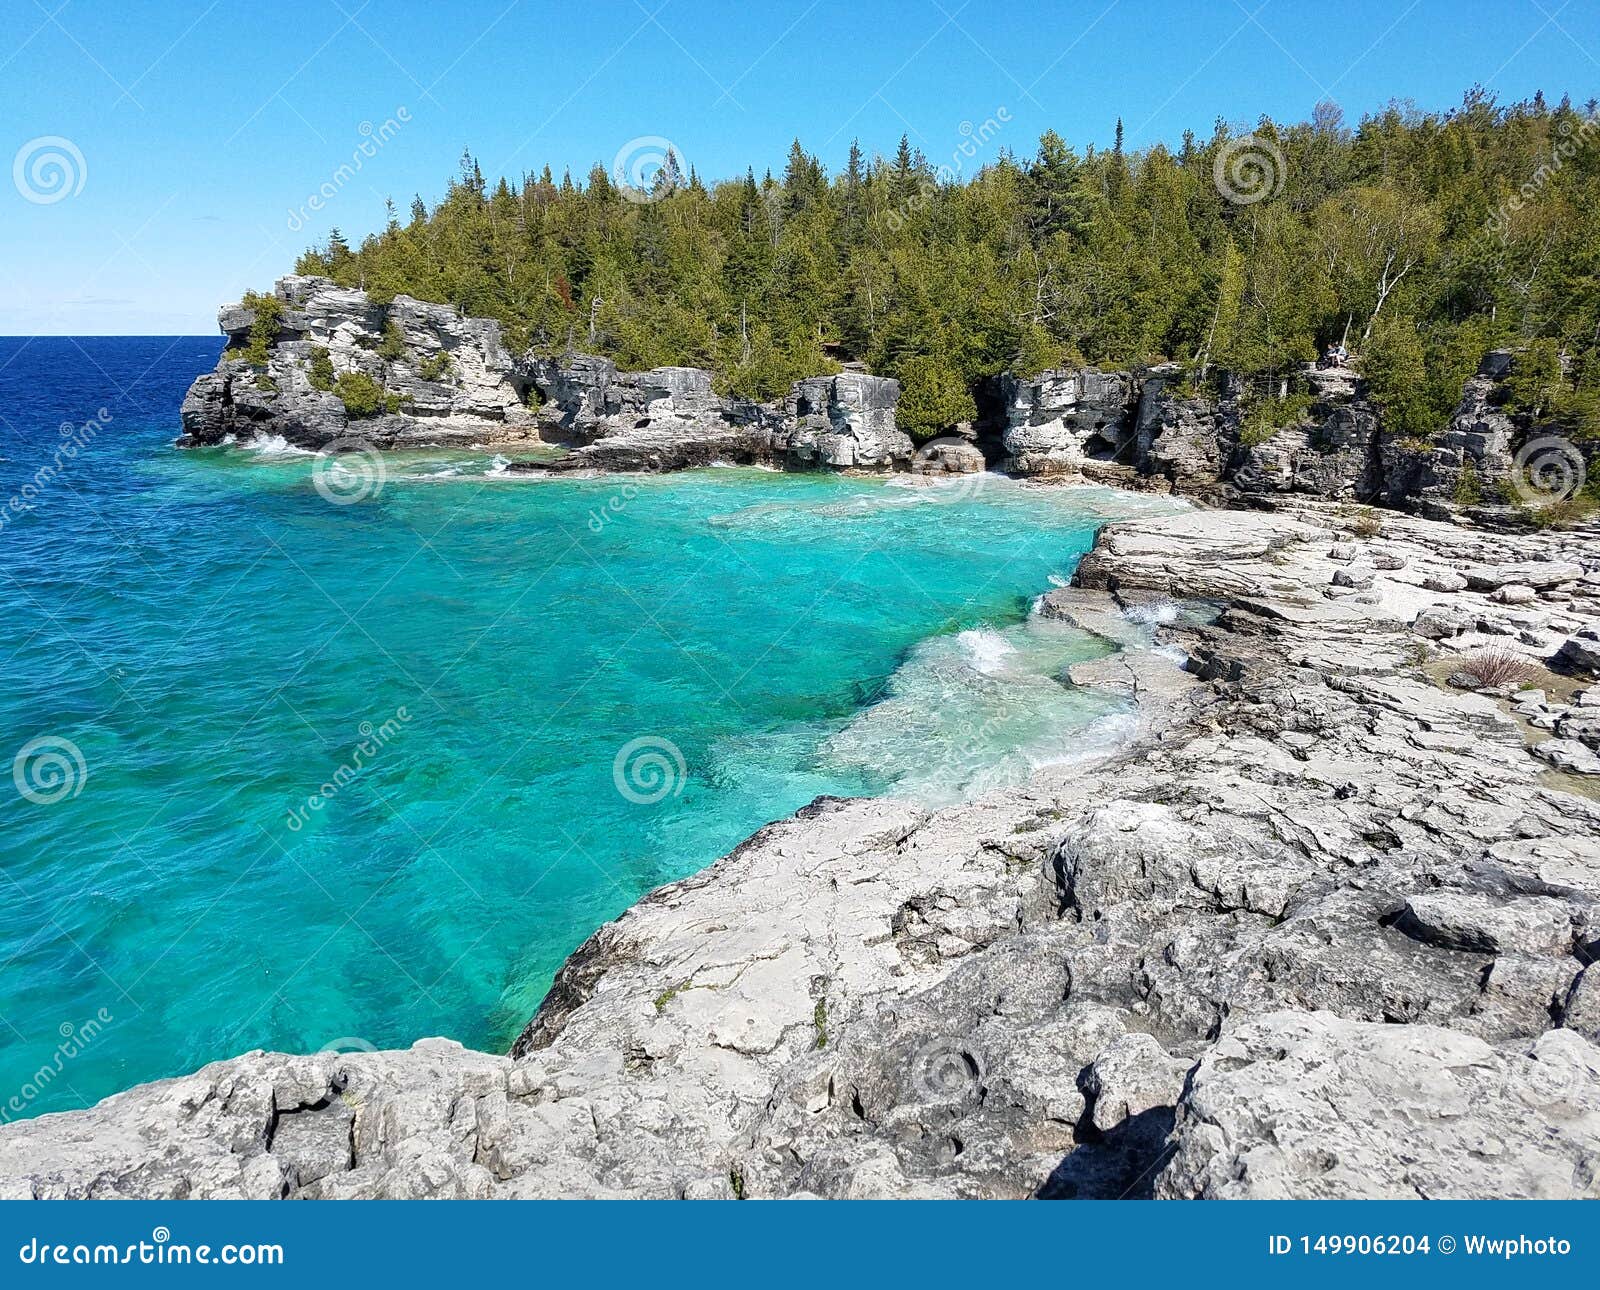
[4,0,1597,335]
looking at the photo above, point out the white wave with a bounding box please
[243,433,313,458]
[1047,573,1071,588]
[1124,598,1179,626]
[957,627,1016,675]
[484,454,511,476]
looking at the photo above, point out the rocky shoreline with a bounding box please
[3,497,1598,1199]
[179,277,1598,527]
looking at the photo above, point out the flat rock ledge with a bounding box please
[4,502,1600,1200]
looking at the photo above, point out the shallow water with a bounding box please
[0,337,1180,1118]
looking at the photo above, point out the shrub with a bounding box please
[1453,457,1483,506]
[307,346,335,392]
[1459,646,1537,688]
[1239,391,1314,448]
[418,350,453,382]
[237,290,283,367]
[378,318,407,361]
[1344,506,1383,537]
[895,355,977,441]
[334,371,386,418]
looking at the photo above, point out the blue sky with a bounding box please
[3,0,1598,335]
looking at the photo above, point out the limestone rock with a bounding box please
[178,276,535,451]
[1156,1011,1600,1199]
[1000,367,1134,475]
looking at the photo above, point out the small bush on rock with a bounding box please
[378,318,407,361]
[1460,646,1537,689]
[237,291,282,367]
[334,371,387,418]
[307,347,335,392]
[418,350,453,382]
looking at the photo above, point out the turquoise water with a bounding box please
[0,338,1178,1119]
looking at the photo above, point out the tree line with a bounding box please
[293,89,1600,441]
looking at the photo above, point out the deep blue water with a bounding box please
[0,336,1175,1120]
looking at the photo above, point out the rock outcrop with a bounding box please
[181,279,911,475]
[178,276,538,450]
[515,363,911,474]
[6,502,1599,1199]
[998,367,1136,476]
[179,281,1593,526]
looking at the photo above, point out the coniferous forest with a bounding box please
[293,90,1600,440]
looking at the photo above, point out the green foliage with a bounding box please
[896,355,978,440]
[1362,310,1435,440]
[417,350,453,382]
[1454,457,1483,505]
[1238,391,1313,447]
[278,94,1599,407]
[334,371,387,418]
[307,346,335,392]
[237,291,283,367]
[1505,339,1563,414]
[378,318,407,361]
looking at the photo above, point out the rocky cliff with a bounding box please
[179,276,539,449]
[179,279,1592,526]
[180,277,913,473]
[512,355,911,474]
[4,502,1599,1199]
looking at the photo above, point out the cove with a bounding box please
[0,337,1179,1119]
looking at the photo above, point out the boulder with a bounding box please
[1466,561,1585,592]
[1534,739,1600,775]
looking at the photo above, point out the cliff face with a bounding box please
[179,276,538,449]
[1002,352,1589,524]
[4,503,1598,1198]
[515,355,911,473]
[180,277,914,473]
[179,278,1593,523]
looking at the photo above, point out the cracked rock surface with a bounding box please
[3,501,1598,1199]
